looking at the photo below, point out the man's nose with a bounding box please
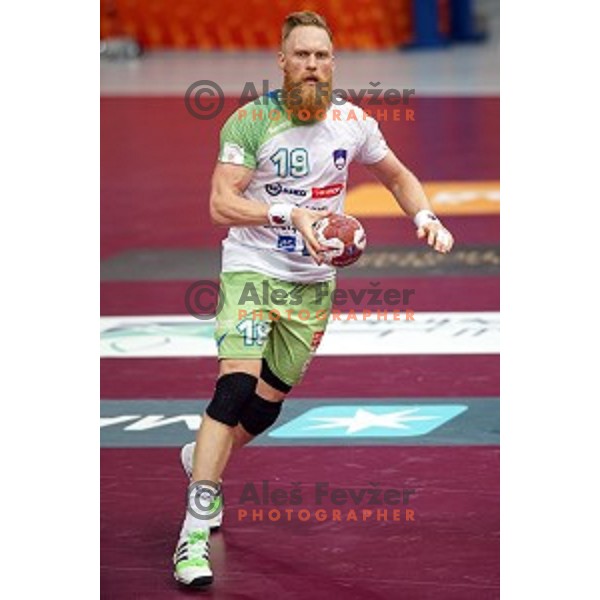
[306,55,317,69]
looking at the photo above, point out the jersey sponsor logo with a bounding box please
[266,183,282,195]
[266,183,307,197]
[312,183,345,199]
[277,235,296,252]
[222,142,245,165]
[333,149,347,170]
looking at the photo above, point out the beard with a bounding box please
[282,71,333,123]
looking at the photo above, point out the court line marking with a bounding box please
[100,311,499,357]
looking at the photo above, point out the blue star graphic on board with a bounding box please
[305,407,440,434]
[269,405,467,438]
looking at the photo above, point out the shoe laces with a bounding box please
[186,530,210,560]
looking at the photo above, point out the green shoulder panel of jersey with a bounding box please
[218,93,299,169]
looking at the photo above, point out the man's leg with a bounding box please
[175,273,327,587]
[191,358,262,483]
[182,357,290,522]
[211,277,334,462]
[174,358,262,588]
[189,359,290,480]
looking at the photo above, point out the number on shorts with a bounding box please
[236,319,270,346]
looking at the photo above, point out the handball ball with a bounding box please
[313,214,367,267]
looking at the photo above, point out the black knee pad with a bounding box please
[205,372,257,427]
[239,394,283,436]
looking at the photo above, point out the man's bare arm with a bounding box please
[209,163,268,226]
[366,150,454,254]
[209,162,329,262]
[365,150,431,217]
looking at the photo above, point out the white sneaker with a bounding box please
[173,529,213,588]
[180,442,224,530]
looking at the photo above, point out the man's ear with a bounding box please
[277,51,285,71]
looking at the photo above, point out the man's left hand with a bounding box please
[417,222,454,254]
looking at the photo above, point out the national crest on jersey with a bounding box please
[217,92,389,283]
[332,149,347,170]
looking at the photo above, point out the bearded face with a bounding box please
[278,26,335,123]
[282,70,333,122]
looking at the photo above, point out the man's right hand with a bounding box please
[291,207,332,265]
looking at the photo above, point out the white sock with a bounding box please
[181,512,210,537]
[180,487,214,536]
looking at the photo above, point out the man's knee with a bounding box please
[239,394,283,436]
[206,359,291,432]
[205,372,257,427]
[239,359,291,435]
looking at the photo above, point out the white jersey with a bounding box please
[217,92,389,283]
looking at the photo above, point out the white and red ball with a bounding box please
[313,214,367,267]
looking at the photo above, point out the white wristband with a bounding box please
[413,209,439,229]
[268,204,294,227]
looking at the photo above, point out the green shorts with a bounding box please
[214,271,335,387]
